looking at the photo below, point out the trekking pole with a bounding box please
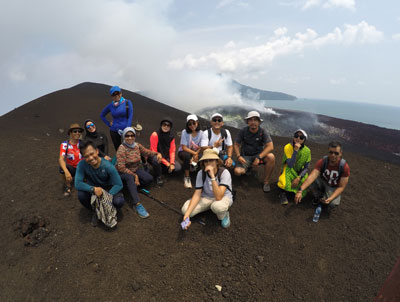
[139,189,182,215]
[139,189,206,226]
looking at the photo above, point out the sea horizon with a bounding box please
[261,98,400,131]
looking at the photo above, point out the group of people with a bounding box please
[59,85,351,228]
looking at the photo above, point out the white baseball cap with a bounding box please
[211,113,223,120]
[244,111,263,122]
[186,114,198,122]
[295,129,308,140]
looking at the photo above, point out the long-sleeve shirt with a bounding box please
[116,143,157,175]
[100,98,133,132]
[75,158,123,195]
[150,132,176,166]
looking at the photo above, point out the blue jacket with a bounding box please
[100,98,133,132]
[75,158,123,195]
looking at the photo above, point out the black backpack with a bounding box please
[207,128,228,151]
[321,156,346,177]
[201,167,236,201]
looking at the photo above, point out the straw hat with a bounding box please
[199,149,223,165]
[67,123,84,134]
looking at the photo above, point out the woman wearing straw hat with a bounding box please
[58,123,84,197]
[181,149,233,229]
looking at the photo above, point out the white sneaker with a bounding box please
[184,177,192,189]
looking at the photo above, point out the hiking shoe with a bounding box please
[184,177,192,189]
[91,213,99,227]
[63,186,72,197]
[156,176,164,186]
[135,203,149,218]
[221,212,231,228]
[263,183,271,193]
[279,192,288,205]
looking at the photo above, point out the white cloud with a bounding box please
[302,0,321,10]
[274,27,288,37]
[216,0,249,9]
[302,0,355,11]
[392,33,400,41]
[330,77,347,85]
[170,21,383,75]
[323,0,355,10]
[0,0,248,113]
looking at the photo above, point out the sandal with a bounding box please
[63,186,72,197]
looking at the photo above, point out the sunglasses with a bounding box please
[212,118,222,123]
[72,129,82,134]
[162,123,171,127]
[125,134,135,138]
[111,92,120,97]
[294,133,305,140]
[188,121,197,126]
[329,151,340,156]
[86,123,95,129]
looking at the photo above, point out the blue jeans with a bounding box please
[78,190,125,210]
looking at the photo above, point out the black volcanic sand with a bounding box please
[0,82,399,301]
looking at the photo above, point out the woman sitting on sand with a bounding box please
[58,123,84,197]
[83,119,111,161]
[277,129,311,205]
[181,149,233,229]
[178,114,204,189]
[116,127,162,218]
[148,117,182,186]
[100,86,133,151]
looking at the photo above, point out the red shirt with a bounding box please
[150,132,176,166]
[59,140,82,168]
[314,158,350,187]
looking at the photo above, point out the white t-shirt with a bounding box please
[200,128,233,153]
[195,169,233,205]
[179,129,204,152]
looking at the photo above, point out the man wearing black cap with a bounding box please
[234,111,275,192]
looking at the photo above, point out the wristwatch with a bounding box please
[90,186,95,194]
[210,177,217,181]
[256,154,261,160]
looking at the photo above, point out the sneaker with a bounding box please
[135,203,149,218]
[263,183,271,193]
[63,186,72,197]
[279,192,288,205]
[91,213,99,227]
[156,176,164,186]
[184,177,192,189]
[221,212,231,228]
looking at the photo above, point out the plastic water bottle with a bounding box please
[313,205,322,223]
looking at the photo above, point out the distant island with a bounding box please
[233,80,297,101]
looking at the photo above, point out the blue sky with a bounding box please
[1,0,399,115]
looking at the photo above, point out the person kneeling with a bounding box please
[181,149,233,230]
[75,140,125,227]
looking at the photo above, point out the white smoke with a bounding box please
[0,0,246,115]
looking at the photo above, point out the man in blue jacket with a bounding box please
[75,140,124,225]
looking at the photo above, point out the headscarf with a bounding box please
[157,117,174,159]
[293,129,308,149]
[121,127,136,149]
[84,119,98,139]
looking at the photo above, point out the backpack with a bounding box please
[321,156,346,177]
[207,128,228,152]
[201,167,236,201]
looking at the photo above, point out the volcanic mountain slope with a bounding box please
[0,82,399,301]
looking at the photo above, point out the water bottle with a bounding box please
[313,205,322,223]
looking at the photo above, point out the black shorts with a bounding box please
[59,164,76,177]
